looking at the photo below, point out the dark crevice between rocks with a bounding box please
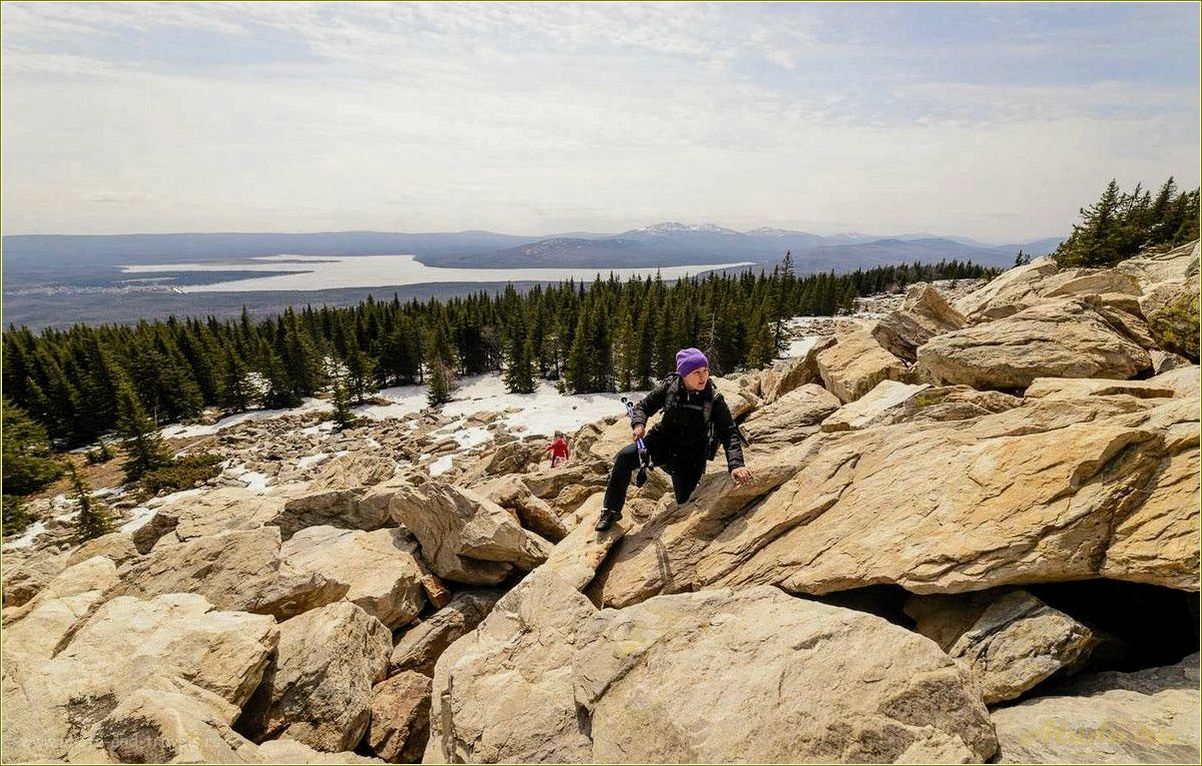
[1025,578,1199,674]
[807,584,918,630]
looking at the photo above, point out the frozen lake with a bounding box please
[120,254,757,293]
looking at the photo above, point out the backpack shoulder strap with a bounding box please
[664,374,682,411]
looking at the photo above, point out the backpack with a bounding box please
[662,374,750,460]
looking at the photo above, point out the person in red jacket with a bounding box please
[545,430,570,467]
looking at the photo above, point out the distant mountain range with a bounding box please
[1,224,1064,329]
[1,224,1063,286]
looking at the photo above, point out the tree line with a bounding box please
[1053,176,1199,268]
[3,259,991,448]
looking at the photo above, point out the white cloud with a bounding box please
[1,1,1198,241]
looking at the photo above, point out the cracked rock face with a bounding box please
[425,550,998,764]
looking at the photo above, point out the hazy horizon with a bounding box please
[2,2,1198,242]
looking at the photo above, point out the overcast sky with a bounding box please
[2,1,1198,242]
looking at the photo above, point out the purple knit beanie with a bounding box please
[675,347,709,378]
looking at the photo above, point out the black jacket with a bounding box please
[630,376,745,471]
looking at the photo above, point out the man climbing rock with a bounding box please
[595,347,753,532]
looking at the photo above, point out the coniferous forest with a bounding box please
[3,259,990,453]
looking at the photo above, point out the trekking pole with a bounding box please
[621,397,652,487]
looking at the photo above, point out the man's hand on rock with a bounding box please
[730,467,753,486]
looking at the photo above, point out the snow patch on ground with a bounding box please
[783,336,821,359]
[429,455,454,477]
[296,453,330,470]
[161,397,329,439]
[3,521,47,550]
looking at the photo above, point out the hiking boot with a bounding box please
[594,507,622,532]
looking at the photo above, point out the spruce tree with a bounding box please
[219,347,255,414]
[330,379,358,428]
[116,382,173,483]
[67,461,115,543]
[2,398,64,495]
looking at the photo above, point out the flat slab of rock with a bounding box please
[281,526,427,629]
[906,589,1095,704]
[239,601,391,752]
[992,653,1200,764]
[1024,377,1178,401]
[822,380,931,432]
[918,297,1152,389]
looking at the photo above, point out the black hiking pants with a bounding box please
[602,430,707,515]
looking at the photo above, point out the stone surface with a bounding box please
[1147,365,1200,399]
[872,282,967,361]
[2,556,118,659]
[1,592,277,763]
[66,532,142,568]
[1024,377,1178,401]
[239,601,392,752]
[822,380,931,432]
[992,653,1200,764]
[1,550,68,607]
[281,526,427,629]
[254,737,386,764]
[757,337,834,404]
[906,589,1095,704]
[741,383,841,444]
[307,453,397,492]
[367,671,431,763]
[388,481,552,585]
[816,326,909,403]
[588,442,812,608]
[953,257,1061,322]
[427,577,997,764]
[478,475,569,542]
[391,590,501,676]
[604,396,1198,599]
[109,526,345,620]
[917,297,1152,389]
[271,488,393,540]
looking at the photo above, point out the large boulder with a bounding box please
[306,453,397,492]
[822,380,932,432]
[1,592,277,763]
[823,381,1021,432]
[367,671,431,763]
[872,283,967,361]
[391,590,501,675]
[588,442,814,608]
[906,589,1095,704]
[108,526,345,619]
[427,568,997,763]
[239,601,392,752]
[992,653,1200,763]
[741,383,841,444]
[1,550,68,607]
[2,555,119,659]
[1100,402,1200,590]
[815,325,909,404]
[1024,377,1178,401]
[917,297,1152,389]
[478,475,570,542]
[280,526,427,629]
[388,481,553,585]
[598,395,1199,600]
[66,532,141,568]
[270,488,393,540]
[953,257,1061,322]
[757,336,835,403]
[138,487,287,550]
